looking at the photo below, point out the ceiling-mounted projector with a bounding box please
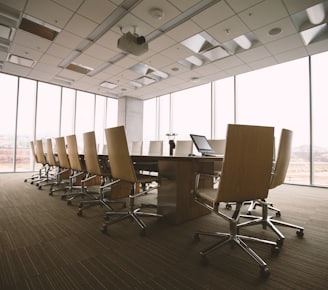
[117,32,148,56]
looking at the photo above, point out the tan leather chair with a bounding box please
[101,126,162,235]
[24,141,41,184]
[49,136,71,196]
[192,124,278,278]
[34,139,53,189]
[174,140,193,156]
[237,129,304,246]
[130,141,143,155]
[77,131,125,216]
[63,134,87,204]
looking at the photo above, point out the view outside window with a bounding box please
[75,91,95,151]
[311,51,328,186]
[0,74,18,172]
[16,78,37,171]
[36,82,61,139]
[143,97,157,154]
[213,77,235,139]
[61,88,76,137]
[236,58,310,184]
[106,97,118,128]
[171,84,211,140]
[158,94,170,155]
[95,95,106,153]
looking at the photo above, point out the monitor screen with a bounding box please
[190,134,214,155]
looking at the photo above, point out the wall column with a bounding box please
[117,96,143,143]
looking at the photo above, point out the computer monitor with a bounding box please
[190,134,215,156]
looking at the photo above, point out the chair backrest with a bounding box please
[46,138,57,167]
[83,131,102,176]
[148,140,163,156]
[270,129,293,189]
[55,137,71,169]
[105,126,137,183]
[35,139,47,165]
[30,141,38,163]
[208,139,226,154]
[130,141,143,155]
[66,134,82,171]
[215,124,274,203]
[174,140,193,156]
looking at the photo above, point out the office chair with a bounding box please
[192,124,279,277]
[77,131,126,216]
[237,129,304,246]
[101,126,163,235]
[130,141,143,155]
[62,134,88,205]
[24,141,42,184]
[49,136,71,196]
[174,140,193,156]
[34,139,54,189]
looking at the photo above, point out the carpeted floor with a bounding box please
[0,172,327,289]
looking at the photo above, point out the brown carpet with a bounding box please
[0,173,327,289]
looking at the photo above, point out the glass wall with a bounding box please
[236,58,310,184]
[0,73,118,172]
[143,52,328,187]
[0,74,18,172]
[311,51,328,186]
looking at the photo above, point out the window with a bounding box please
[95,95,106,153]
[0,74,18,172]
[236,58,310,185]
[311,51,328,186]
[61,87,76,137]
[16,78,37,171]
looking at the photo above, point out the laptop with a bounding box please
[190,134,220,157]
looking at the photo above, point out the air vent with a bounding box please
[66,63,92,75]
[19,14,61,41]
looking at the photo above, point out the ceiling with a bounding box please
[0,0,328,100]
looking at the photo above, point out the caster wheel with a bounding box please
[275,211,281,217]
[194,233,200,242]
[38,186,42,190]
[77,210,82,216]
[260,267,270,278]
[247,211,252,215]
[276,239,284,248]
[271,245,280,255]
[24,179,27,182]
[225,203,232,209]
[31,181,34,185]
[296,230,304,238]
[67,200,72,206]
[100,224,107,233]
[60,195,66,200]
[49,191,53,196]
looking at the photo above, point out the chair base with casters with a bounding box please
[77,177,126,216]
[237,199,304,246]
[101,179,162,235]
[193,199,279,278]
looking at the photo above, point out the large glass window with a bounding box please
[171,84,212,140]
[61,87,76,137]
[213,77,235,138]
[16,78,37,171]
[311,51,328,186]
[36,82,61,139]
[236,58,310,185]
[0,74,18,172]
[75,91,95,151]
[95,95,106,153]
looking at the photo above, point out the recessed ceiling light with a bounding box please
[171,67,179,72]
[268,27,282,36]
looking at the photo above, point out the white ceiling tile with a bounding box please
[213,55,245,70]
[54,31,83,49]
[192,1,235,29]
[144,53,175,68]
[167,0,202,11]
[226,0,264,13]
[149,34,177,52]
[253,17,298,44]
[14,29,52,52]
[96,30,122,53]
[275,46,308,63]
[74,53,103,69]
[236,46,272,62]
[52,0,84,12]
[265,33,305,55]
[9,43,43,61]
[248,56,277,70]
[84,43,117,62]
[207,15,251,43]
[239,0,289,30]
[77,0,117,24]
[160,43,194,61]
[306,37,328,55]
[25,0,74,29]
[282,0,324,14]
[131,0,181,29]
[46,43,72,58]
[166,20,202,42]
[65,14,98,38]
